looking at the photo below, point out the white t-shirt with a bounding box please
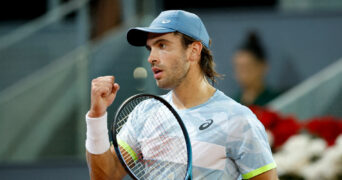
[117,90,276,179]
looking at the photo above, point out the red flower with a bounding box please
[249,105,280,130]
[272,116,302,149]
[249,106,342,150]
[249,106,302,150]
[304,116,342,146]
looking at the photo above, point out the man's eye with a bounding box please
[159,43,166,49]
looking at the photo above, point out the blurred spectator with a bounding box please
[232,31,280,106]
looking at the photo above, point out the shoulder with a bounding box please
[210,90,264,132]
[210,89,241,108]
[214,90,266,136]
[213,90,257,119]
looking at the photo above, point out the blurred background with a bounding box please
[0,0,341,179]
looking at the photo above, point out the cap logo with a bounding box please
[161,19,171,24]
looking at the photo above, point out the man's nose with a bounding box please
[147,49,158,64]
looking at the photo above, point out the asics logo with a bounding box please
[199,119,214,130]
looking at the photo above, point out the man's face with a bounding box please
[233,51,266,88]
[146,33,191,89]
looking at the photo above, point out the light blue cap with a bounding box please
[127,10,210,48]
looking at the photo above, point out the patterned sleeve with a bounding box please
[226,113,276,179]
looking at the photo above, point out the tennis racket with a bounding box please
[112,94,192,180]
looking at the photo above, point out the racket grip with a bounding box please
[85,111,110,154]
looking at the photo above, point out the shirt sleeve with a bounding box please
[226,113,276,179]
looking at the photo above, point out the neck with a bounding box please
[172,74,216,109]
[241,81,265,105]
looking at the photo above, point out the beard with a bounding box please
[155,56,190,90]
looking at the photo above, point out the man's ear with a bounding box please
[189,41,202,62]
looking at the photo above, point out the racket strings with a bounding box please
[131,148,186,179]
[115,96,189,179]
[139,159,187,179]
[140,102,187,178]
[122,126,186,170]
[149,102,187,178]
[116,96,149,132]
[147,103,187,157]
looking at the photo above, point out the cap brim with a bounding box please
[127,27,176,46]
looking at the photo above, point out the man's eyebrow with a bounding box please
[146,38,171,49]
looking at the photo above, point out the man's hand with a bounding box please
[88,76,120,118]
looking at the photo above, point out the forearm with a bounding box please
[85,111,126,179]
[86,147,126,180]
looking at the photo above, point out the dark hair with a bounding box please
[174,32,222,84]
[239,31,267,63]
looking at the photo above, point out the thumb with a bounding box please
[107,83,120,105]
[112,83,120,95]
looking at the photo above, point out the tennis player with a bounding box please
[86,10,278,179]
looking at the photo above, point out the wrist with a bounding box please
[85,111,110,154]
[88,108,106,118]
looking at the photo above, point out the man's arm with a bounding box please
[250,168,278,180]
[86,146,126,180]
[86,76,126,179]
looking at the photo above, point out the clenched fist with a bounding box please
[88,76,120,118]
